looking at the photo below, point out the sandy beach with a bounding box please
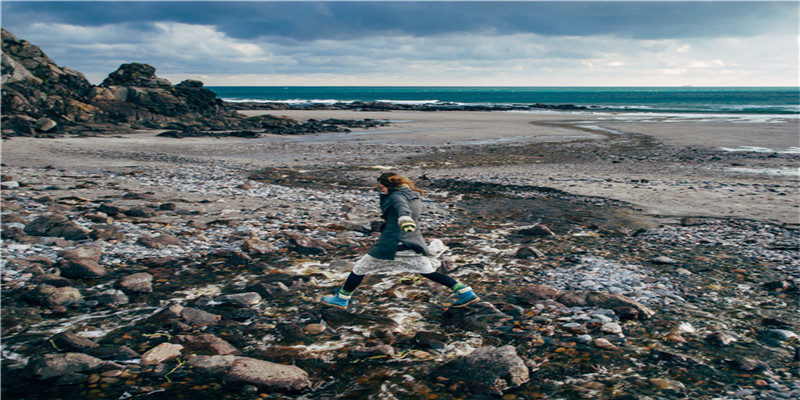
[3,110,798,225]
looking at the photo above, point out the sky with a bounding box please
[2,1,798,86]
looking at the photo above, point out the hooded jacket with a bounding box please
[367,186,431,260]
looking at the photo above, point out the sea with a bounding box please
[208,86,800,116]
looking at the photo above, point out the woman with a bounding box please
[322,172,479,310]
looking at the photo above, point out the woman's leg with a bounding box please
[421,271,479,307]
[420,271,457,288]
[341,272,365,294]
[321,272,364,309]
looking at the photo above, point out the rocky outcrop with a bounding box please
[1,28,388,138]
[0,29,243,136]
[1,29,96,137]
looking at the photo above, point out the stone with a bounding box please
[93,289,129,307]
[140,343,183,365]
[518,225,555,237]
[50,332,99,351]
[593,338,618,350]
[582,292,655,320]
[177,334,241,356]
[601,322,623,335]
[117,272,154,293]
[225,357,312,392]
[59,246,102,262]
[27,353,105,380]
[89,226,126,241]
[34,117,57,132]
[27,284,81,308]
[304,323,326,335]
[86,346,140,361]
[180,307,221,327]
[137,234,181,249]
[515,247,545,259]
[651,256,677,265]
[241,238,278,256]
[726,357,770,372]
[414,331,448,350]
[186,354,237,375]
[437,346,529,394]
[23,214,89,240]
[58,258,108,279]
[218,292,262,307]
[516,284,562,305]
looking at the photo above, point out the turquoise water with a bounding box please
[208,86,800,115]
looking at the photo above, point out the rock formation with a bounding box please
[1,28,260,137]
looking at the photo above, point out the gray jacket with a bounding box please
[367,187,430,260]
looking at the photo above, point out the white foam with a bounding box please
[719,146,800,154]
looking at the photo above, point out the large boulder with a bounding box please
[436,346,529,395]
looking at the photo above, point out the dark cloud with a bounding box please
[3,1,797,41]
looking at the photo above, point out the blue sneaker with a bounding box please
[451,287,479,308]
[321,289,350,310]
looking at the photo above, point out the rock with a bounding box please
[517,284,563,305]
[304,323,326,335]
[601,322,623,335]
[117,272,154,293]
[726,357,770,372]
[518,225,555,237]
[414,331,448,350]
[241,238,278,256]
[581,292,655,320]
[137,234,181,249]
[140,343,183,365]
[651,256,677,265]
[177,334,241,356]
[86,346,140,361]
[225,357,312,392]
[57,258,108,279]
[437,346,529,394]
[27,284,81,308]
[26,353,105,380]
[186,354,237,375]
[34,117,57,132]
[218,292,262,307]
[89,226,126,241]
[50,332,99,351]
[515,246,545,259]
[126,207,156,218]
[348,344,395,359]
[23,214,89,240]
[593,338,618,350]
[180,307,221,327]
[93,289,129,307]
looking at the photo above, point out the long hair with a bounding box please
[377,172,425,195]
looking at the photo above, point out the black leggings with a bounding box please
[342,271,457,293]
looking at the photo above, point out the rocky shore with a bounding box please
[2,116,798,399]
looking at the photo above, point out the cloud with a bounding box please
[3,1,797,41]
[2,2,797,86]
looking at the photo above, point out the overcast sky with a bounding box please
[2,1,798,86]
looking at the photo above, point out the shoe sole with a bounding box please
[450,297,479,308]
